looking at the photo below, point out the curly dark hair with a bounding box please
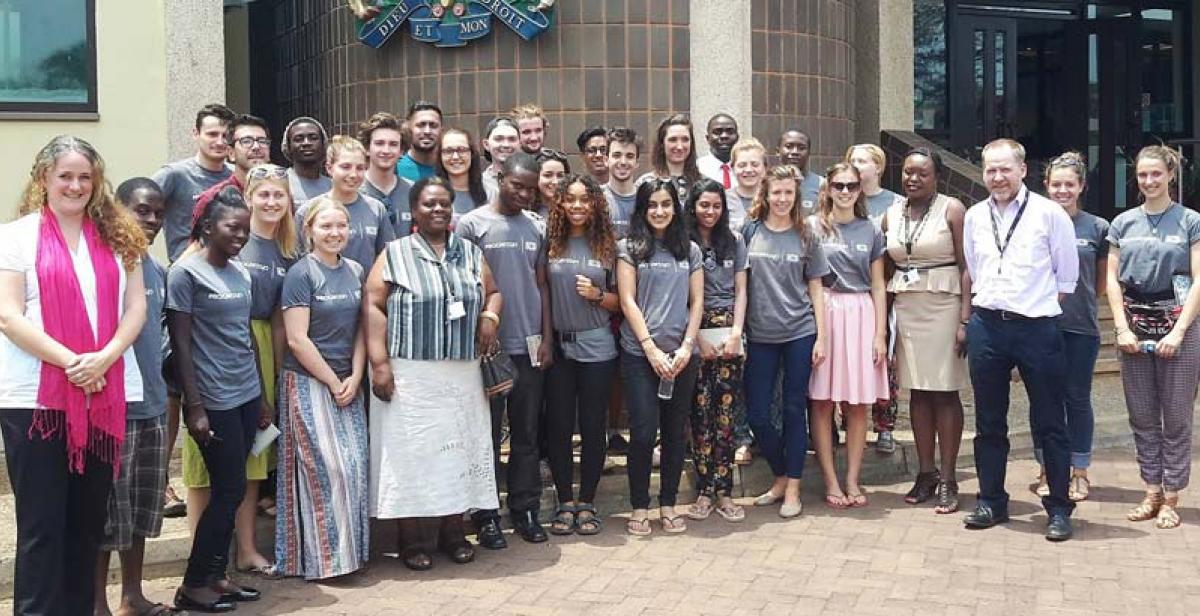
[626,178,690,263]
[547,174,616,266]
[684,179,737,262]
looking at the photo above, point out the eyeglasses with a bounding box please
[584,147,608,156]
[441,146,472,158]
[830,181,861,193]
[247,164,288,180]
[234,137,271,149]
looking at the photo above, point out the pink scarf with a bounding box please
[32,209,126,475]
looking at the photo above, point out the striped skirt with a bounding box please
[274,369,370,580]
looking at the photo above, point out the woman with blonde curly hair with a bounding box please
[543,173,620,536]
[0,135,148,614]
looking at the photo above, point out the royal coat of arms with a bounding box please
[350,0,556,48]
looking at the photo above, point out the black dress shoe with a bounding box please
[963,504,1010,529]
[511,510,549,543]
[476,518,508,550]
[174,588,236,613]
[1046,514,1073,542]
[213,580,260,602]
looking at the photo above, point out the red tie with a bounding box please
[721,164,731,189]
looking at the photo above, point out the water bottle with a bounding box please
[657,374,676,398]
[656,353,676,399]
[1140,340,1158,354]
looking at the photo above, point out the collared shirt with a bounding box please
[963,185,1078,317]
[697,154,732,189]
[381,233,485,361]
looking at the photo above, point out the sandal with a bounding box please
[1031,471,1050,497]
[660,515,687,534]
[139,602,183,616]
[1155,496,1181,529]
[904,470,940,504]
[235,563,282,579]
[162,485,186,519]
[1127,491,1164,522]
[933,480,959,514]
[846,491,868,508]
[734,445,753,465]
[400,547,433,571]
[1069,475,1090,502]
[825,493,849,509]
[575,503,602,535]
[686,495,714,520]
[626,516,652,537]
[714,499,745,523]
[548,504,577,536]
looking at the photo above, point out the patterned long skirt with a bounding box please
[691,308,745,497]
[274,369,370,580]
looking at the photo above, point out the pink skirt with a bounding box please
[809,289,889,405]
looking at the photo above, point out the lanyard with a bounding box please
[901,201,933,256]
[988,191,1030,274]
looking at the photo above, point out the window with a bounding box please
[913,0,948,132]
[0,0,97,114]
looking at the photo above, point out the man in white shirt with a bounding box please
[961,138,1079,541]
[696,113,739,190]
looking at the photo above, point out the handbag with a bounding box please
[480,349,518,399]
[1123,293,1180,341]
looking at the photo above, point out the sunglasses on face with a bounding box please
[830,181,861,193]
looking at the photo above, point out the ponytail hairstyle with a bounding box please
[1044,151,1088,186]
[1134,145,1182,201]
[816,163,868,237]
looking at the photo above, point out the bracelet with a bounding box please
[479,311,500,326]
[588,289,604,305]
[682,336,695,348]
[638,336,653,345]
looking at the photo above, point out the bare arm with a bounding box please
[617,259,672,379]
[946,198,972,355]
[0,271,75,369]
[809,277,827,367]
[363,253,394,401]
[1105,246,1137,354]
[721,269,748,358]
[535,259,554,369]
[671,268,705,376]
[477,258,502,353]
[283,307,342,389]
[1155,243,1200,359]
[869,257,888,364]
[270,308,286,381]
[167,310,212,444]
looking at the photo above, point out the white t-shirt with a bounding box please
[0,213,143,408]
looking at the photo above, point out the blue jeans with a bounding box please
[967,312,1074,517]
[1034,332,1099,470]
[744,336,815,479]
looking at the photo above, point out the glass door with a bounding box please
[1085,10,1141,217]
[950,15,1018,158]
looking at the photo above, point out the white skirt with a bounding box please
[369,358,499,519]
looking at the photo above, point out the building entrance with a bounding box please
[931,1,1192,218]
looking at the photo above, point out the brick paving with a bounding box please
[36,446,1200,616]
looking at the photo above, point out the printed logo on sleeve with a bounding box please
[400,212,412,221]
[1166,234,1183,244]
[723,259,734,268]
[587,259,602,269]
[365,226,379,237]
[786,253,801,263]
[524,241,538,252]
[855,243,869,252]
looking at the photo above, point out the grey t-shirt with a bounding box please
[1060,211,1110,336]
[700,233,748,311]
[281,255,364,379]
[237,233,295,320]
[725,189,754,231]
[548,236,617,362]
[296,194,395,278]
[865,189,900,224]
[152,158,233,261]
[745,223,831,343]
[617,239,703,356]
[360,176,413,238]
[453,190,486,227]
[457,206,547,355]
[604,185,637,240]
[1108,203,1200,296]
[798,169,822,217]
[127,257,168,420]
[166,253,260,411]
[814,217,885,293]
[287,168,333,210]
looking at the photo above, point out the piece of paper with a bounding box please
[251,423,281,457]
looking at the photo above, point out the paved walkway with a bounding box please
[28,446,1200,616]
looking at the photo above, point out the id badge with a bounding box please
[903,269,921,285]
[447,300,466,321]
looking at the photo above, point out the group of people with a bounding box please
[0,97,1194,615]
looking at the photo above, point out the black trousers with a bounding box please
[545,354,617,504]
[622,352,700,510]
[475,354,545,522]
[1,409,114,616]
[183,398,259,587]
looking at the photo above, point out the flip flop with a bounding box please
[659,515,687,534]
[139,603,183,616]
[626,516,652,536]
[825,493,849,509]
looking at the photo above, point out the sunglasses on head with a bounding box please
[830,181,861,193]
[247,164,288,181]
